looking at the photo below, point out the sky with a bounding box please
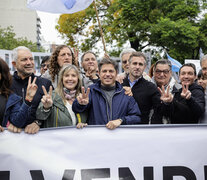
[37,11,65,45]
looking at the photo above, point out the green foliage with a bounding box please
[0,26,44,52]
[56,0,207,62]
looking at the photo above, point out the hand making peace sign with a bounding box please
[41,85,53,109]
[158,85,173,103]
[25,76,38,102]
[77,87,90,105]
[181,84,191,100]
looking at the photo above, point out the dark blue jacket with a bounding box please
[72,81,141,125]
[2,93,32,127]
[11,72,52,126]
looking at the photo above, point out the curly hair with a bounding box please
[0,58,12,99]
[49,45,76,82]
[56,64,82,104]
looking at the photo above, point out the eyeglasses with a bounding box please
[41,64,50,68]
[155,69,170,75]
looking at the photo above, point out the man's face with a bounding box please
[40,60,50,75]
[81,53,98,72]
[99,64,117,87]
[154,64,172,87]
[129,56,146,80]
[57,47,72,67]
[12,49,34,79]
[179,66,196,86]
[121,53,131,73]
[201,60,207,79]
[198,77,207,90]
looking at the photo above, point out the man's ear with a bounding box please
[12,61,16,68]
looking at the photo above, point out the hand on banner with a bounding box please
[158,85,173,103]
[24,122,40,134]
[25,77,38,102]
[181,84,191,100]
[0,125,4,132]
[106,119,122,130]
[76,122,88,129]
[123,86,133,96]
[41,86,53,109]
[73,48,80,68]
[77,87,90,105]
[7,123,22,133]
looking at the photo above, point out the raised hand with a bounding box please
[181,84,191,100]
[158,85,173,103]
[77,87,90,105]
[25,77,38,102]
[73,47,79,68]
[86,66,97,79]
[41,86,53,109]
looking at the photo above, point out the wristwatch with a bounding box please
[34,120,42,126]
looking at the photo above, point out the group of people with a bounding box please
[0,45,206,134]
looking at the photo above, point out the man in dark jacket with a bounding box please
[159,63,205,123]
[72,58,141,129]
[11,46,52,133]
[122,52,161,124]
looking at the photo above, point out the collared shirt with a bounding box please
[128,76,142,88]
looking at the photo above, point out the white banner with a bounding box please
[0,125,207,180]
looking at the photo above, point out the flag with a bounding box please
[27,0,93,14]
[199,47,204,60]
[166,52,182,72]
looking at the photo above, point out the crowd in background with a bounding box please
[0,45,206,134]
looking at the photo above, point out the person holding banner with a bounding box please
[0,57,38,132]
[36,64,87,128]
[42,45,79,88]
[72,58,141,129]
[158,63,205,123]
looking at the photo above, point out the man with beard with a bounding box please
[122,52,161,124]
[11,46,52,133]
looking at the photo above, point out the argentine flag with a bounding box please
[166,53,182,72]
[27,0,93,14]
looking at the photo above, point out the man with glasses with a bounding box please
[159,63,205,123]
[122,52,161,124]
[40,56,50,76]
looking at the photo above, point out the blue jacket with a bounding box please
[72,81,141,125]
[2,93,32,127]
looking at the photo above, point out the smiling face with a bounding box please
[12,49,34,79]
[179,66,196,86]
[63,69,78,90]
[121,53,131,73]
[99,64,117,87]
[57,47,73,67]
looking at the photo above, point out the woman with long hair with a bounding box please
[37,64,87,127]
[42,45,79,88]
[0,58,38,132]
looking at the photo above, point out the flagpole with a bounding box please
[93,0,107,53]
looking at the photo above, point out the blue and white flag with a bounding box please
[27,0,93,14]
[166,52,182,72]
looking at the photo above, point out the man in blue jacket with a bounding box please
[72,58,141,129]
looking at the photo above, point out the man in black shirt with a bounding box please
[122,52,161,124]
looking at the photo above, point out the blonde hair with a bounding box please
[55,64,82,104]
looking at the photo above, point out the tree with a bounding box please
[0,26,44,52]
[56,0,207,62]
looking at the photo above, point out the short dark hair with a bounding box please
[98,58,118,72]
[179,63,196,75]
[154,59,172,70]
[81,51,97,62]
[128,52,146,64]
[41,56,50,65]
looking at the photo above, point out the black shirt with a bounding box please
[0,94,7,125]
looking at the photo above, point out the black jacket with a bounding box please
[11,72,52,126]
[122,76,161,124]
[165,83,205,123]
